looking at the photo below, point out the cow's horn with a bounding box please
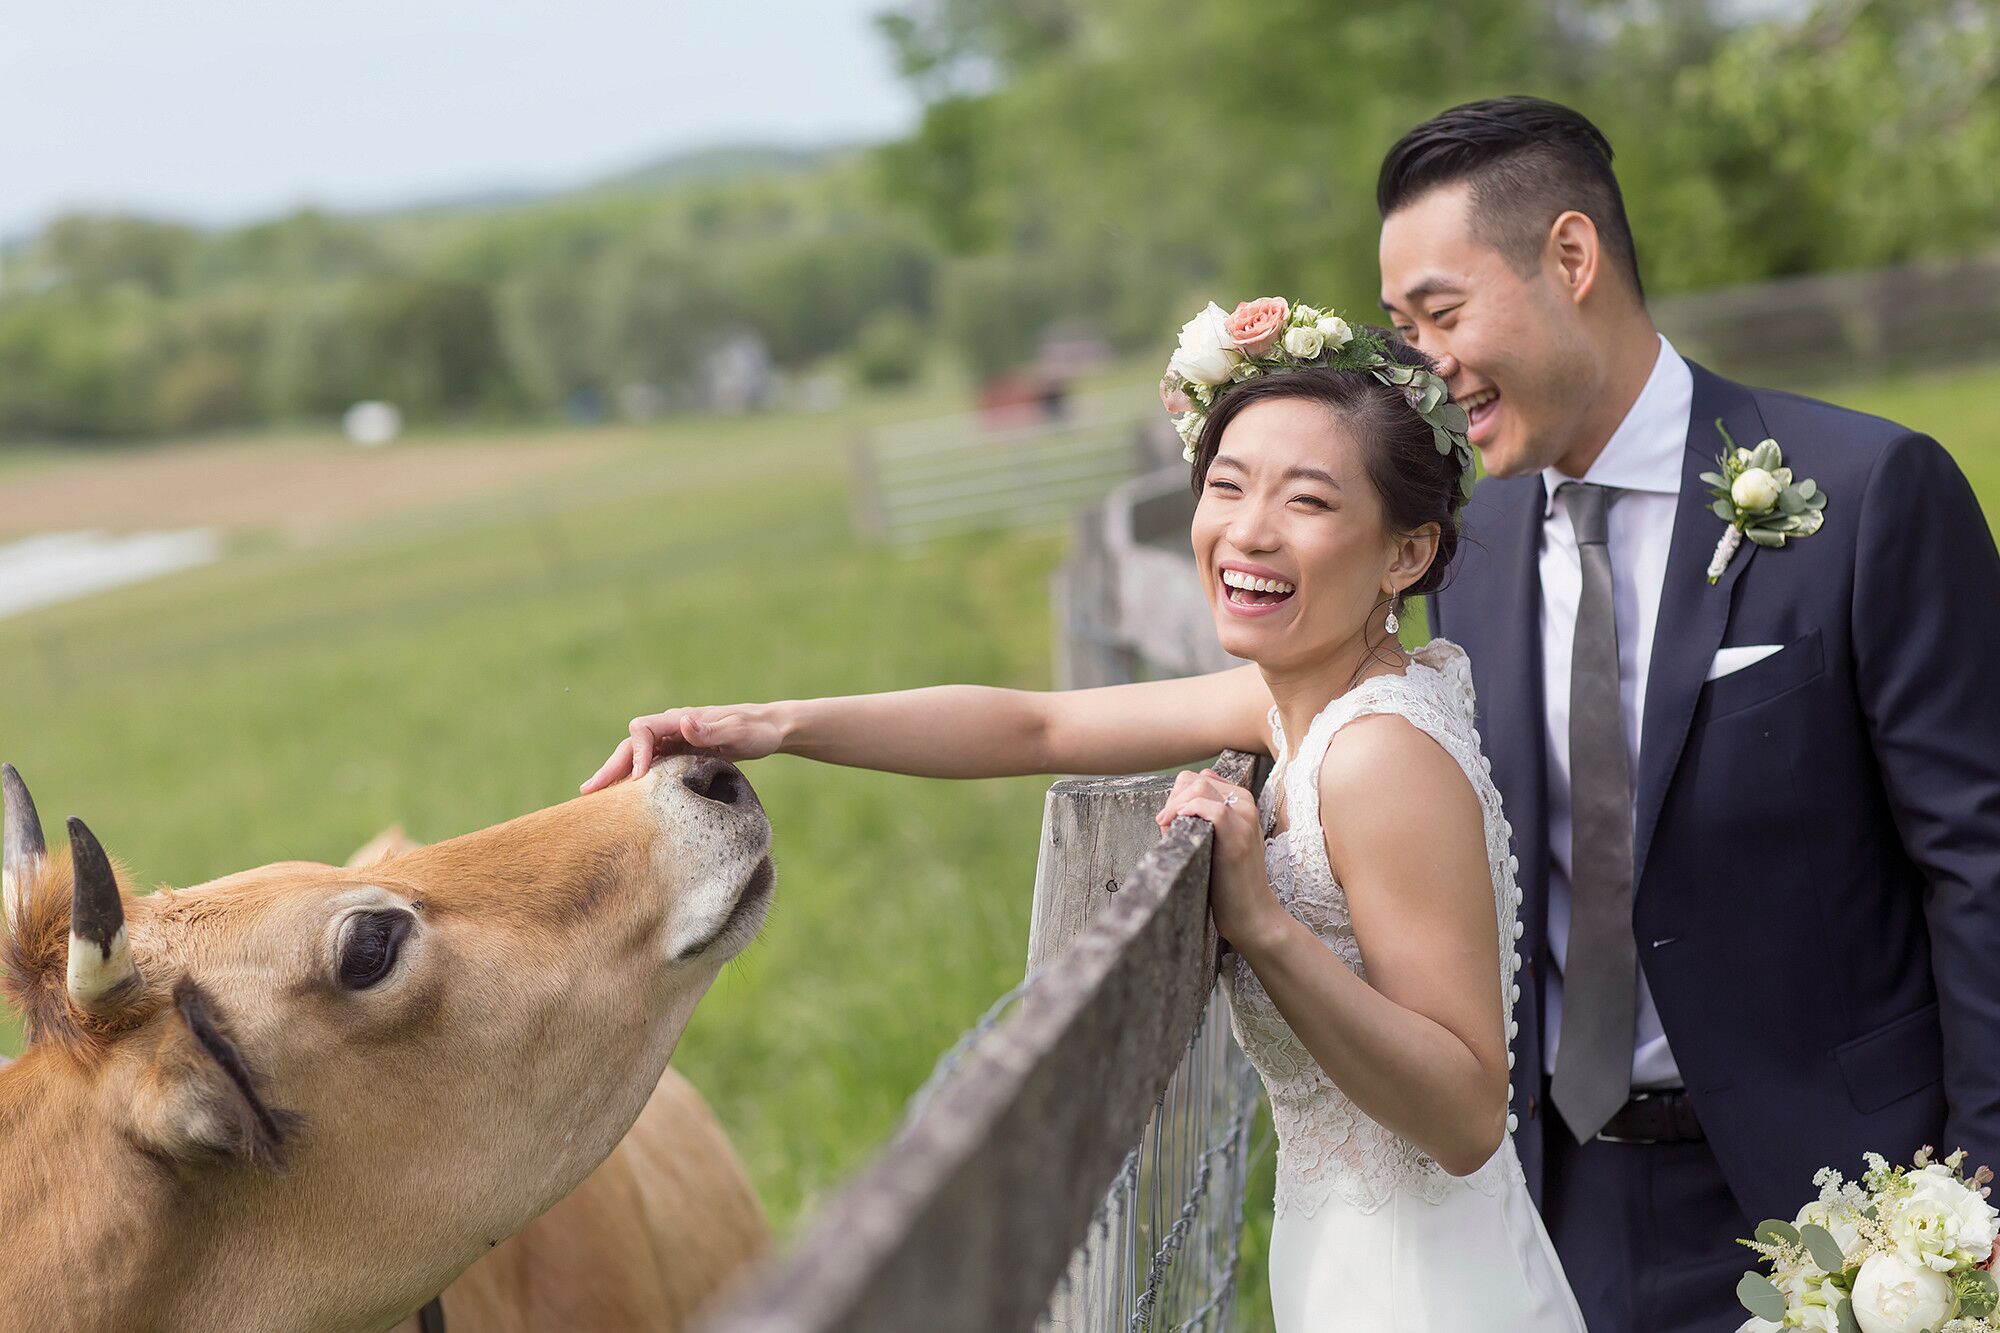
[2,763,47,936]
[66,817,139,1011]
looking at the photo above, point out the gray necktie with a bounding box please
[1550,481,1638,1142]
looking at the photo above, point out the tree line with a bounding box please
[1,0,1991,443]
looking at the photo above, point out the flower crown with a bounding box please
[1160,297,1476,499]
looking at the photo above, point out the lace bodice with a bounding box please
[1222,638,1528,1218]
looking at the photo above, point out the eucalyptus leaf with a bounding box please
[1752,440,1783,471]
[1836,1297,1861,1333]
[1712,498,1737,522]
[1436,403,1469,432]
[1755,1219,1802,1247]
[1798,478,1817,500]
[1747,527,1788,548]
[1962,1267,1999,1317]
[1460,466,1477,499]
[1432,426,1453,455]
[1806,491,1828,509]
[1420,380,1444,414]
[1778,490,1808,516]
[1800,1223,1846,1272]
[1700,472,1728,489]
[1738,1272,1788,1322]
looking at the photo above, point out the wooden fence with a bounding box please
[847,387,1156,546]
[697,753,1255,1333]
[1654,249,2000,386]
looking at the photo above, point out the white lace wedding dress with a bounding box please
[1224,640,1585,1331]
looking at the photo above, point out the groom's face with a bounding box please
[1378,183,1597,480]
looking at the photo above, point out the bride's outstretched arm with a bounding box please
[579,664,1273,791]
[1167,714,1511,1176]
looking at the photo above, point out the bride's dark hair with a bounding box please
[1185,334,1466,599]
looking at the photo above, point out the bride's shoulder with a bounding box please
[1317,709,1475,820]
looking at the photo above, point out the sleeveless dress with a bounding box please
[1223,640,1585,1332]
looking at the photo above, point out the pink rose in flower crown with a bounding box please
[1159,374,1193,416]
[1223,297,1290,357]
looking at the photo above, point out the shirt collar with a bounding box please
[1541,334,1692,517]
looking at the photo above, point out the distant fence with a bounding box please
[1654,250,2000,386]
[848,387,1155,546]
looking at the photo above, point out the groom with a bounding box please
[1382,97,2000,1331]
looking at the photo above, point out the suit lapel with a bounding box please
[1631,362,1771,888]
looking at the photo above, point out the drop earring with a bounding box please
[1384,596,1400,636]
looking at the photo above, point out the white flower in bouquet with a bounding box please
[1885,1164,2000,1271]
[1168,303,1243,386]
[1794,1199,1865,1261]
[1282,324,1324,359]
[1850,1252,1953,1333]
[1315,314,1354,349]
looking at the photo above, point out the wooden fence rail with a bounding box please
[695,751,1255,1333]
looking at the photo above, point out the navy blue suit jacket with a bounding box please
[1432,362,2000,1225]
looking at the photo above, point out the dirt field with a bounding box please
[0,430,629,542]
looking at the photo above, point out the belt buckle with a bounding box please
[1593,1090,1669,1146]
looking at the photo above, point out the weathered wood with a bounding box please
[1025,773,1178,975]
[694,751,1255,1333]
[1027,770,1199,1332]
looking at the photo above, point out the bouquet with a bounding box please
[1737,1148,2000,1333]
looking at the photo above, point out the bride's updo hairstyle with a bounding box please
[1185,336,1466,598]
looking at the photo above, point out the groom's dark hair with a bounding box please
[1378,96,1644,301]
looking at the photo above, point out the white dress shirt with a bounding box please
[1539,334,1691,1089]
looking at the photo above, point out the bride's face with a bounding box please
[1191,397,1405,672]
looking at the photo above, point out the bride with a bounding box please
[582,299,1585,1330]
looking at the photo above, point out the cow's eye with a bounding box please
[338,911,412,989]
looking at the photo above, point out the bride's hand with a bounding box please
[1155,767,1290,952]
[579,705,784,793]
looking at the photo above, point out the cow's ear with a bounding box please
[124,976,300,1169]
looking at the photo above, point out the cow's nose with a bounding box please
[680,756,756,809]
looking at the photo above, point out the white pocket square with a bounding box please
[1706,644,1784,681]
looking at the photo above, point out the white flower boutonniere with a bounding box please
[1703,421,1828,584]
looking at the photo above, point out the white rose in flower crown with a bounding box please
[1731,467,1782,513]
[1316,315,1353,348]
[1169,302,1243,387]
[1850,1252,1952,1333]
[1293,303,1323,324]
[1283,325,1324,359]
[1886,1163,2000,1270]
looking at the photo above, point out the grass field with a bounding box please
[4,356,1999,1326]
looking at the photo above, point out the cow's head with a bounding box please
[0,755,772,1331]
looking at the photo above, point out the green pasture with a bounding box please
[3,358,1999,1327]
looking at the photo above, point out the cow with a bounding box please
[0,754,772,1333]
[337,830,770,1332]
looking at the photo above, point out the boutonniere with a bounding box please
[1701,421,1828,583]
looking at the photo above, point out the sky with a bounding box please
[1,0,919,237]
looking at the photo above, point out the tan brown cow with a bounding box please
[0,755,772,1333]
[340,830,770,1333]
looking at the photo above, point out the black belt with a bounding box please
[1595,1088,1704,1145]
